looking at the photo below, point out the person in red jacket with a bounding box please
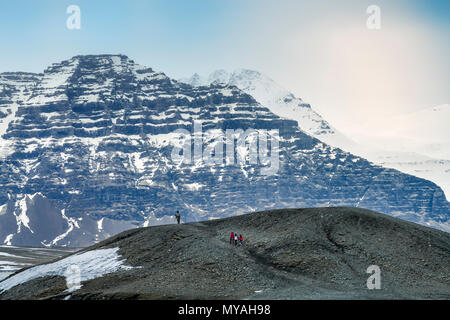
[230,232,234,245]
[239,234,243,246]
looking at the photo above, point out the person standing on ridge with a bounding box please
[230,232,234,245]
[234,232,239,246]
[175,210,181,224]
[239,234,243,246]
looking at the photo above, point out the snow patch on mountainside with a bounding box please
[0,203,7,216]
[28,59,79,106]
[0,103,19,140]
[3,235,13,246]
[15,197,33,234]
[0,73,40,158]
[44,209,80,247]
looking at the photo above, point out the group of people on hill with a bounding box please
[175,211,245,247]
[229,232,244,247]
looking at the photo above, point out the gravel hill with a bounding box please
[0,207,449,300]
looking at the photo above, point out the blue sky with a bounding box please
[0,0,247,75]
[0,0,448,131]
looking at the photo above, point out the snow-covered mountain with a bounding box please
[355,104,450,200]
[180,70,361,153]
[0,244,75,280]
[180,71,450,200]
[0,55,448,247]
[359,151,450,201]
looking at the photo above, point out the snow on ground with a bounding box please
[0,252,21,258]
[0,261,32,272]
[3,234,13,246]
[0,247,134,293]
[0,272,12,281]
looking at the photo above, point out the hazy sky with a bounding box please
[0,0,448,134]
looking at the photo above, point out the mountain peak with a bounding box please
[70,53,131,62]
[45,54,137,73]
